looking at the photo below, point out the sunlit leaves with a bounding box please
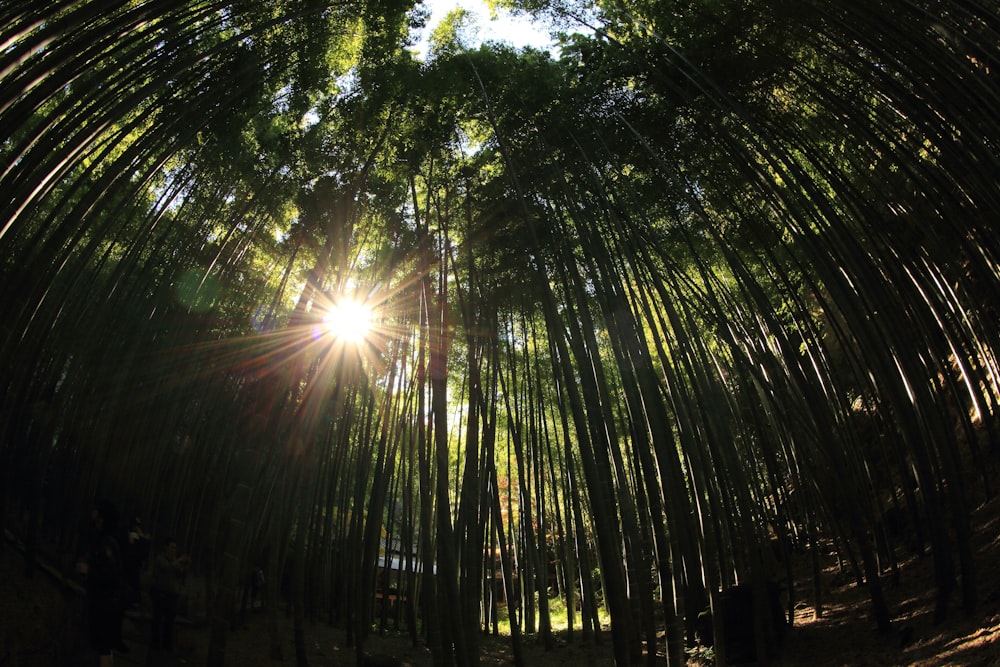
[2,1,998,664]
[429,7,479,57]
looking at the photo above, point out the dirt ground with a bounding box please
[3,490,999,666]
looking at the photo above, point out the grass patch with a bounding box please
[490,595,611,636]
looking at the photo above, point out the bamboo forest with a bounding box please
[1,1,998,666]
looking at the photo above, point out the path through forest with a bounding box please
[2,488,999,666]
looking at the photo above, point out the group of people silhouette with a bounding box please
[76,499,191,665]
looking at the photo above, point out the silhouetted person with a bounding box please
[149,538,191,651]
[122,517,149,608]
[76,499,123,667]
[250,566,265,609]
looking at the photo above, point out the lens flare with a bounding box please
[323,299,372,344]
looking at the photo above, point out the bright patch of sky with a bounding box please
[302,3,563,128]
[414,0,557,58]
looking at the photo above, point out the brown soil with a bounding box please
[3,492,999,667]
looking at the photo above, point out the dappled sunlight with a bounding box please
[762,488,1000,667]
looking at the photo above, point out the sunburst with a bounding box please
[322,298,373,344]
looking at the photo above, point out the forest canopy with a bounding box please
[1,0,998,665]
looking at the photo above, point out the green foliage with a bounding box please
[2,1,997,664]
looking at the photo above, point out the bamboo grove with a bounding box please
[1,0,998,665]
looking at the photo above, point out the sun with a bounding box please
[323,299,372,344]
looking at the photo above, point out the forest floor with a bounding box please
[3,487,1000,666]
